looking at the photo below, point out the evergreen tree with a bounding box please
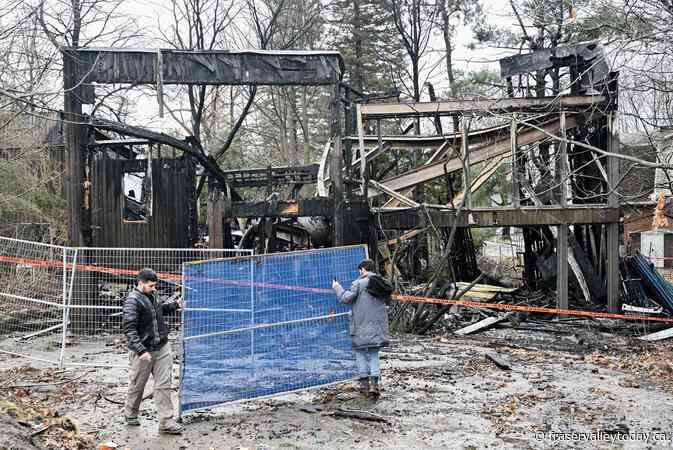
[327,0,406,93]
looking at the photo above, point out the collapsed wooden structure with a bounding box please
[62,48,348,249]
[61,41,624,314]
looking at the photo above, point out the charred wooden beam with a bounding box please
[68,48,344,86]
[221,164,319,188]
[89,138,150,147]
[344,113,559,150]
[368,180,419,207]
[92,119,229,186]
[63,50,89,246]
[359,96,607,119]
[499,41,609,80]
[607,112,621,312]
[376,205,620,229]
[226,198,333,218]
[369,116,577,197]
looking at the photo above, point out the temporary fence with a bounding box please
[0,236,249,367]
[179,245,365,415]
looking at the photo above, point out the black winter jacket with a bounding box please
[122,288,179,355]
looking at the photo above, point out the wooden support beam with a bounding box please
[461,115,471,208]
[316,139,331,197]
[511,115,520,208]
[344,120,512,149]
[219,164,319,188]
[453,155,507,206]
[226,198,333,218]
[354,142,392,168]
[330,85,344,246]
[557,112,569,311]
[557,224,569,309]
[376,205,620,229]
[383,140,452,208]
[357,103,367,195]
[208,189,224,248]
[70,48,344,86]
[359,96,608,119]
[607,113,621,313]
[368,180,419,207]
[63,50,89,246]
[521,180,591,304]
[380,227,428,247]
[88,138,151,147]
[558,112,569,208]
[370,116,577,197]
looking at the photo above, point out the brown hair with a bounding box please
[357,259,375,272]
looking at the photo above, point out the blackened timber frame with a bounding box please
[62,47,345,247]
[359,95,621,312]
[212,202,621,226]
[91,157,197,248]
[376,206,620,229]
[357,42,621,315]
[359,95,610,119]
[220,164,319,188]
[69,48,344,86]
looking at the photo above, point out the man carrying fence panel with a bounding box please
[332,259,392,399]
[122,268,183,434]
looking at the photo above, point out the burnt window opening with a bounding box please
[122,169,152,223]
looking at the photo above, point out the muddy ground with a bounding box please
[3,321,673,449]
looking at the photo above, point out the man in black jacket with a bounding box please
[123,268,183,434]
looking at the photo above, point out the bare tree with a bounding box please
[437,0,481,99]
[36,0,140,48]
[209,0,287,163]
[158,0,239,150]
[389,0,439,102]
[436,0,481,132]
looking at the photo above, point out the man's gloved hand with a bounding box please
[332,279,341,290]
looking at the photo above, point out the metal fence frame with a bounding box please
[179,245,367,415]
[0,236,251,368]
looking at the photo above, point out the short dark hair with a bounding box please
[137,268,158,283]
[357,259,375,272]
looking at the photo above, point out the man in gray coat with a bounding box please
[332,259,390,398]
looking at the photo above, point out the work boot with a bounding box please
[357,377,370,396]
[158,418,183,435]
[369,376,381,400]
[125,416,140,426]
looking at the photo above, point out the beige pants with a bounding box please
[124,342,174,422]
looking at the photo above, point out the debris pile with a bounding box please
[0,367,96,450]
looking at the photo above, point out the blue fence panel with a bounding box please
[180,246,366,414]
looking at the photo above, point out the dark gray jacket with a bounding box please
[334,271,390,350]
[122,288,178,355]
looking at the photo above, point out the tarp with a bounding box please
[179,246,365,414]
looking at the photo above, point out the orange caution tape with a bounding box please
[392,293,673,324]
[3,254,673,324]
[0,255,181,282]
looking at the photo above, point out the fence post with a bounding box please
[58,248,78,369]
[58,249,68,369]
[250,256,255,380]
[178,261,186,419]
